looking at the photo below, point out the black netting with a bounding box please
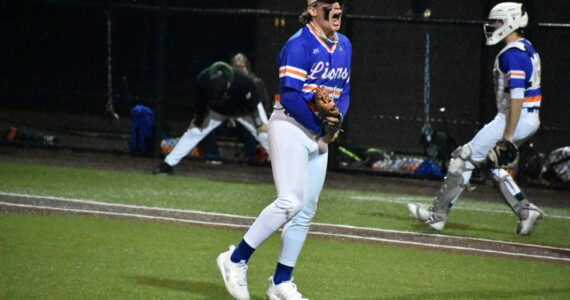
[1,0,569,185]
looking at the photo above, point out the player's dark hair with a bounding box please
[299,0,343,24]
[231,53,251,72]
[299,11,311,24]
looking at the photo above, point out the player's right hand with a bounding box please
[321,130,340,144]
[325,115,340,127]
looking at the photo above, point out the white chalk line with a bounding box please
[0,202,251,230]
[1,201,569,263]
[350,195,570,220]
[0,192,570,261]
[311,231,570,263]
[310,221,570,251]
[1,191,569,252]
[0,191,256,220]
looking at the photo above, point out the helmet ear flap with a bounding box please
[519,12,529,28]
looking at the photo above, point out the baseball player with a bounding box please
[216,1,351,299]
[151,61,269,174]
[408,2,545,235]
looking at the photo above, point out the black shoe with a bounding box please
[152,162,173,175]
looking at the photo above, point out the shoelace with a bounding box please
[280,282,304,299]
[425,207,440,224]
[235,262,248,286]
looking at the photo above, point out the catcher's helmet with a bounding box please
[484,2,528,46]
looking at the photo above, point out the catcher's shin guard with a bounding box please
[432,145,475,221]
[431,173,465,221]
[492,168,545,221]
[492,168,530,218]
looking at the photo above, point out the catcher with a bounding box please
[408,2,545,235]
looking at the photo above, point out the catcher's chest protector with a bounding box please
[493,39,542,115]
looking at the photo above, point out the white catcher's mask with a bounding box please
[484,2,528,46]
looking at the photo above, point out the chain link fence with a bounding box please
[1,0,569,185]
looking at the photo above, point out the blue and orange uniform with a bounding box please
[276,23,351,134]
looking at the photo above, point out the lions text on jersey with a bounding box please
[277,24,352,134]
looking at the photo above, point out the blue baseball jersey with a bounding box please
[494,38,542,114]
[276,24,352,134]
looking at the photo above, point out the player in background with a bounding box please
[151,61,269,175]
[199,53,271,164]
[216,1,351,299]
[232,53,273,117]
[408,2,545,235]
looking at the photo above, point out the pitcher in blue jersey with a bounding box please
[408,2,545,236]
[217,1,351,299]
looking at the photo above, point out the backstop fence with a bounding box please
[1,0,569,184]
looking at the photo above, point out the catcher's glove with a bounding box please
[314,86,342,135]
[488,138,519,169]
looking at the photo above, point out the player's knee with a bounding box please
[292,208,316,226]
[448,145,476,176]
[491,168,510,181]
[274,195,303,217]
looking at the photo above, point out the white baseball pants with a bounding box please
[164,108,269,166]
[243,108,328,267]
[460,110,540,185]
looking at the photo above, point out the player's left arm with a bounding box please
[336,76,350,117]
[243,77,266,130]
[504,97,523,141]
[337,39,352,118]
[326,40,351,133]
[500,50,527,141]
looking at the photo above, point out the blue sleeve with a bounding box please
[280,88,322,134]
[499,49,529,90]
[336,37,351,117]
[337,79,350,117]
[278,38,310,97]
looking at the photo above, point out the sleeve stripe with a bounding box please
[302,84,343,98]
[523,95,542,103]
[279,72,306,81]
[508,71,526,79]
[279,66,307,75]
[279,66,307,81]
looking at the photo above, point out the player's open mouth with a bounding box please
[331,13,341,26]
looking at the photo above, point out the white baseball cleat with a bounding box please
[407,203,445,231]
[426,219,446,231]
[266,276,308,300]
[407,203,430,222]
[216,245,250,300]
[516,204,545,235]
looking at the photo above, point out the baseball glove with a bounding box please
[314,86,340,117]
[488,138,519,169]
[314,86,342,135]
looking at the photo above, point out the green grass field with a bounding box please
[2,214,570,299]
[1,161,570,299]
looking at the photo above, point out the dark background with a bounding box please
[1,0,569,155]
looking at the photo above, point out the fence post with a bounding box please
[154,0,167,156]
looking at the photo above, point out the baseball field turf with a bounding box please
[1,161,570,299]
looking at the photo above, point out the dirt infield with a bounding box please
[2,146,569,207]
[1,192,569,264]
[2,146,570,264]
